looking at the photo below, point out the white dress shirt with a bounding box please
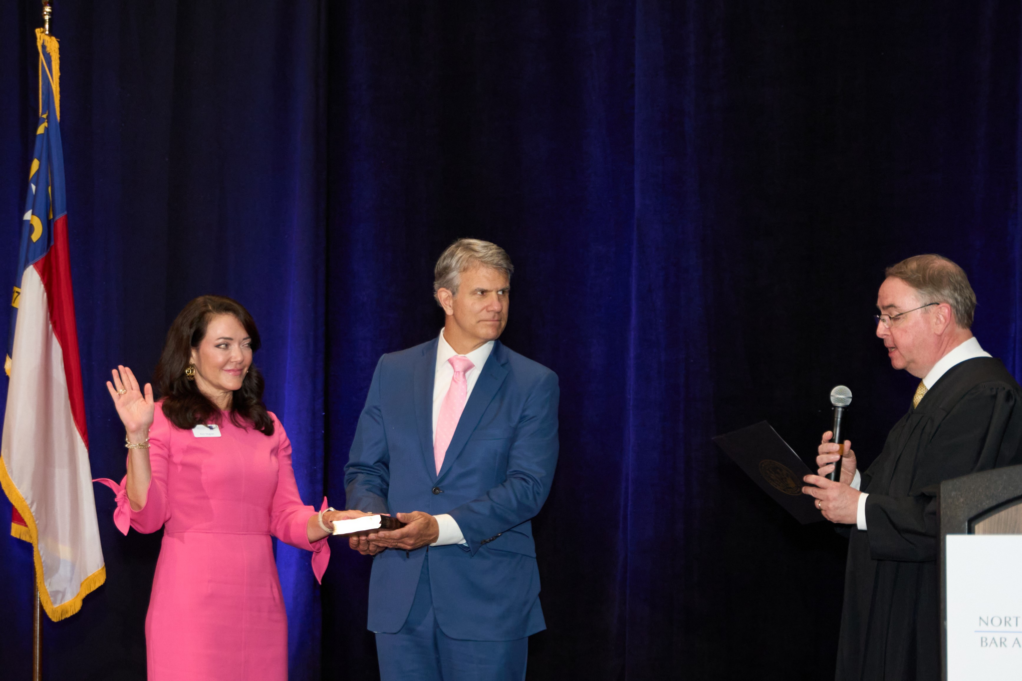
[430,329,495,546]
[853,337,991,530]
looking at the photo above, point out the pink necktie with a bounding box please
[434,356,475,474]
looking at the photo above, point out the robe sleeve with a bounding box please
[865,384,1022,562]
[267,418,330,583]
[93,408,172,535]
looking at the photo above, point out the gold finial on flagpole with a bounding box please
[42,1,52,36]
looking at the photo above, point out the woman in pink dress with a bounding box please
[96,295,367,680]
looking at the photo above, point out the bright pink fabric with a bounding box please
[313,497,332,583]
[434,355,474,473]
[93,477,130,535]
[99,406,327,681]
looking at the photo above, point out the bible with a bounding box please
[332,514,406,535]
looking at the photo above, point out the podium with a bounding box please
[940,465,1022,681]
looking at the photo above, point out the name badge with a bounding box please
[192,424,221,438]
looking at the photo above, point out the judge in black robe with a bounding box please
[802,255,1022,681]
[837,357,1022,679]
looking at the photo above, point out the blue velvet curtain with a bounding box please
[1,2,1020,680]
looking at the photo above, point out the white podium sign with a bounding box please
[946,535,1022,680]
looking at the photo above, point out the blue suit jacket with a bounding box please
[344,338,559,640]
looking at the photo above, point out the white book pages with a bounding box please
[332,515,385,535]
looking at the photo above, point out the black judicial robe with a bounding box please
[836,357,1022,681]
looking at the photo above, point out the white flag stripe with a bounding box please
[1,265,104,615]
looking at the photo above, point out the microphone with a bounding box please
[828,386,853,482]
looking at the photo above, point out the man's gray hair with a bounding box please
[885,254,977,328]
[433,238,514,300]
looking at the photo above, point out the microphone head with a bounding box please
[830,385,853,408]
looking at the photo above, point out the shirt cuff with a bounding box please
[850,470,862,490]
[431,513,467,546]
[856,493,869,531]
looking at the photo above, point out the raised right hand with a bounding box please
[816,430,857,484]
[107,365,155,437]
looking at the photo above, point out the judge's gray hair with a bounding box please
[433,239,514,301]
[885,254,977,329]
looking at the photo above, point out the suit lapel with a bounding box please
[414,338,440,481]
[438,341,509,480]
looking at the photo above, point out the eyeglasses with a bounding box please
[874,302,938,329]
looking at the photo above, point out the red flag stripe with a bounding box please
[32,214,88,449]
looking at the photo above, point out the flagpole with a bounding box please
[33,0,48,669]
[33,591,42,681]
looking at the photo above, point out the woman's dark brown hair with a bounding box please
[154,295,274,435]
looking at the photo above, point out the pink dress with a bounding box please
[96,406,329,681]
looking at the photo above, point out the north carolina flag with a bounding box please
[0,29,104,620]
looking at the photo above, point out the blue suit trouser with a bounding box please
[375,555,528,681]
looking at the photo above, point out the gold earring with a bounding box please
[185,364,196,380]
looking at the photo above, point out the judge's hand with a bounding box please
[367,512,439,551]
[107,365,155,439]
[816,431,857,484]
[802,474,860,525]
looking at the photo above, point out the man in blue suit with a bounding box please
[344,238,560,681]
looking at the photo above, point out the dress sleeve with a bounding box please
[268,418,330,582]
[93,407,172,535]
